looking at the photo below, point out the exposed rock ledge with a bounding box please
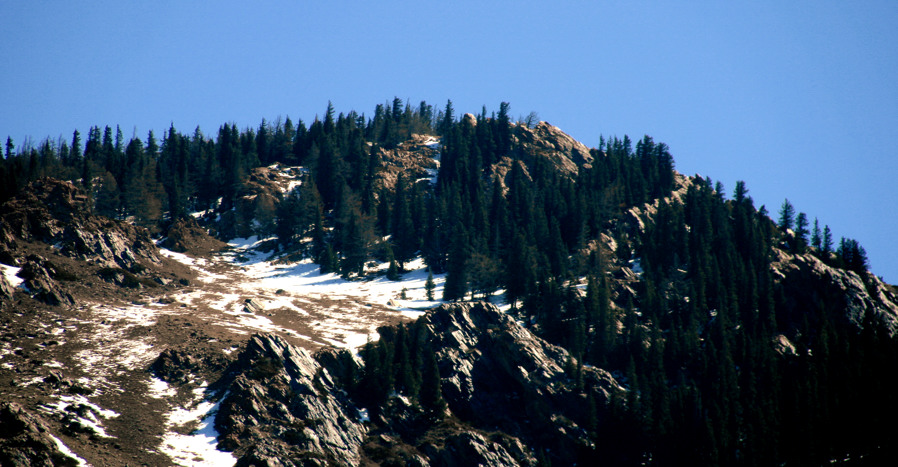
[215,334,366,466]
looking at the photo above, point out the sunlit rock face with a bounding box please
[214,334,367,466]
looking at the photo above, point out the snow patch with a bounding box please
[147,377,178,399]
[49,434,89,467]
[1,264,23,288]
[39,394,120,438]
[159,384,236,467]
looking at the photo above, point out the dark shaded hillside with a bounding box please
[2,100,897,465]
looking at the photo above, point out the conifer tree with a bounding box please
[385,243,400,281]
[5,136,14,159]
[811,218,822,250]
[70,130,82,164]
[822,225,834,256]
[778,199,795,231]
[420,347,447,417]
[391,172,416,268]
[795,212,809,251]
[425,269,435,301]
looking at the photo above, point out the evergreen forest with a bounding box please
[2,99,896,465]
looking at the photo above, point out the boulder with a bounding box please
[0,273,14,299]
[150,349,200,385]
[17,258,74,306]
[243,298,264,314]
[160,217,228,255]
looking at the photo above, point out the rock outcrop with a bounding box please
[0,178,162,272]
[0,273,14,300]
[421,302,619,464]
[0,402,79,467]
[15,256,74,306]
[215,334,367,466]
[160,217,228,255]
[511,121,593,177]
[0,178,178,306]
[374,134,441,193]
[772,250,898,336]
[217,164,305,239]
[195,302,623,466]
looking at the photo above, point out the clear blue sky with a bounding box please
[2,1,896,282]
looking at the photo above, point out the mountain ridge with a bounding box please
[1,108,896,465]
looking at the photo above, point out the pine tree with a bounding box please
[336,189,375,277]
[439,100,455,136]
[420,347,447,417]
[425,269,435,301]
[391,172,416,268]
[442,222,470,301]
[822,225,834,256]
[795,212,809,252]
[778,199,795,231]
[385,243,400,281]
[5,136,14,159]
[811,218,822,250]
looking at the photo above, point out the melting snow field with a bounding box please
[223,237,444,310]
[160,236,457,350]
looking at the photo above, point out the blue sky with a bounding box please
[2,1,896,282]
